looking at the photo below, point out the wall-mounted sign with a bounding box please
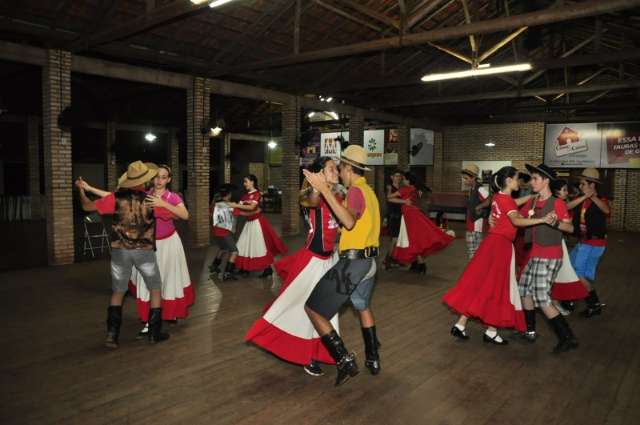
[320,132,347,159]
[544,122,640,169]
[385,129,399,165]
[364,129,384,165]
[410,128,434,165]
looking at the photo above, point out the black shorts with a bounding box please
[387,214,401,238]
[306,257,376,320]
[216,234,238,252]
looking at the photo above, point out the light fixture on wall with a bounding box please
[307,111,316,118]
[421,63,532,82]
[145,132,157,142]
[484,141,496,147]
[268,140,278,150]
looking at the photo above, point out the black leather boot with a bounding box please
[523,309,537,342]
[105,305,122,349]
[148,308,170,344]
[581,290,602,318]
[223,261,238,281]
[321,330,359,386]
[362,326,381,375]
[259,267,273,278]
[209,257,222,274]
[549,315,578,354]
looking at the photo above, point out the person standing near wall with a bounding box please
[567,168,611,318]
[461,164,491,260]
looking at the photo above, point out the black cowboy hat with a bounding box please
[525,163,557,181]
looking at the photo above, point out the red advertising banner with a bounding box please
[599,123,640,169]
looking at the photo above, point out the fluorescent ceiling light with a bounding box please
[145,132,157,142]
[421,63,532,82]
[484,142,496,147]
[307,112,316,118]
[190,0,210,4]
[325,97,333,102]
[327,111,339,120]
[267,141,278,150]
[209,0,236,7]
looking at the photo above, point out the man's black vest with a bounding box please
[572,199,607,240]
[468,183,489,221]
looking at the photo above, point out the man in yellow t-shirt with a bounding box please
[303,145,381,387]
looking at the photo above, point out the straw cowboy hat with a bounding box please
[580,168,601,184]
[117,161,158,188]
[525,163,557,181]
[461,164,479,178]
[340,145,371,171]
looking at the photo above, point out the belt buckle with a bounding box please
[364,247,371,258]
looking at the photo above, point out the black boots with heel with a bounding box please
[549,315,579,354]
[105,305,122,349]
[321,330,359,386]
[362,326,381,375]
[148,308,170,344]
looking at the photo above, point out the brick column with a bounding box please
[168,128,180,192]
[349,110,364,146]
[105,121,118,191]
[432,131,444,191]
[624,170,640,231]
[223,132,231,184]
[397,124,409,171]
[186,77,210,247]
[281,99,300,235]
[42,49,74,265]
[26,115,42,219]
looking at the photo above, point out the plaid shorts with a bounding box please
[465,231,484,259]
[518,258,562,307]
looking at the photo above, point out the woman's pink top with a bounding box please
[153,190,184,239]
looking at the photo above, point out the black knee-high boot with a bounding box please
[362,326,381,375]
[148,308,170,344]
[321,330,359,386]
[549,315,579,354]
[105,305,122,349]
[582,290,602,318]
[209,257,222,273]
[223,261,238,280]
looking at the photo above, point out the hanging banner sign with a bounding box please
[599,122,640,169]
[544,123,601,168]
[364,129,385,165]
[385,129,399,165]
[410,128,434,165]
[320,132,347,159]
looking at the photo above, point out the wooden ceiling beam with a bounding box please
[378,80,640,107]
[340,0,400,30]
[69,1,212,52]
[312,0,383,32]
[408,0,451,30]
[209,0,640,76]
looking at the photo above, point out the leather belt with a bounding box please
[339,247,378,259]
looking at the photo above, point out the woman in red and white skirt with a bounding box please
[80,165,194,334]
[245,157,341,376]
[443,167,556,345]
[550,179,588,311]
[131,165,194,334]
[234,174,287,278]
[390,173,454,273]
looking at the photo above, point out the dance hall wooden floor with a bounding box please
[2,227,639,425]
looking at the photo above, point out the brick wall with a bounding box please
[281,99,300,235]
[26,115,42,219]
[440,122,545,192]
[42,49,74,265]
[105,121,117,191]
[397,124,409,170]
[186,77,210,247]
[168,128,180,192]
[436,121,639,231]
